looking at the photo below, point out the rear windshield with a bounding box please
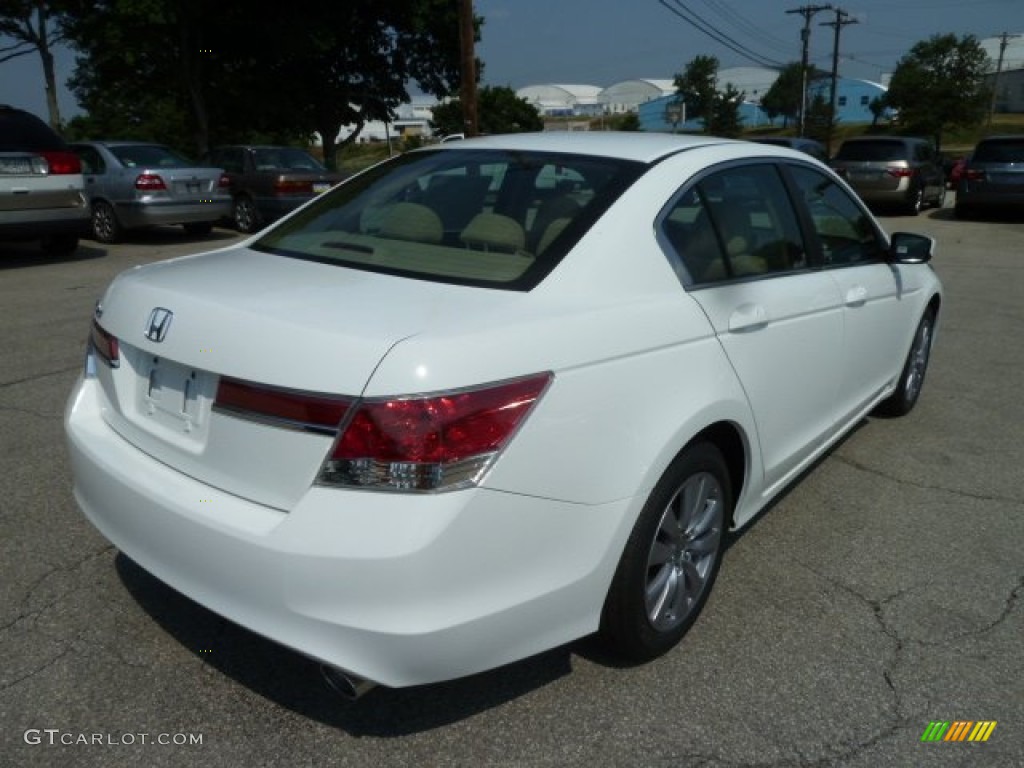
[110,144,194,168]
[252,147,325,171]
[834,140,909,162]
[972,139,1024,163]
[0,108,66,152]
[253,148,644,290]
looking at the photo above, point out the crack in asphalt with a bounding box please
[0,646,73,692]
[0,403,54,420]
[0,544,115,635]
[833,453,1024,506]
[0,364,82,391]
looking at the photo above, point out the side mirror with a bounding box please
[889,232,934,264]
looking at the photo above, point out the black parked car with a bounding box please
[955,136,1024,219]
[204,145,347,233]
[0,105,88,254]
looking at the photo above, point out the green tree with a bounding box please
[674,54,718,133]
[712,83,744,138]
[431,86,541,136]
[804,92,833,143]
[0,1,68,128]
[884,33,991,152]
[58,1,472,167]
[760,62,828,130]
[617,112,642,131]
[868,95,887,128]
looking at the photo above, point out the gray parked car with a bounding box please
[70,141,232,243]
[955,136,1024,219]
[830,136,945,215]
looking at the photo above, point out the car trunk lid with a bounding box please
[90,246,463,510]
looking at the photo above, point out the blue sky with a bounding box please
[3,0,1024,120]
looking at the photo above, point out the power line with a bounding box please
[699,0,795,58]
[658,0,786,69]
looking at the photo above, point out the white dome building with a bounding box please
[598,79,676,114]
[516,84,604,117]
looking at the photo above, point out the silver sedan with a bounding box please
[70,141,232,242]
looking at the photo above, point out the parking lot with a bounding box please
[2,203,1021,767]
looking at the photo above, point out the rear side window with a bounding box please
[973,139,1024,163]
[660,164,807,285]
[253,148,644,290]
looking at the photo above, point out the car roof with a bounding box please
[839,135,927,144]
[73,140,168,148]
[427,131,741,164]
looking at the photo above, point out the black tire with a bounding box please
[233,196,261,233]
[183,222,213,236]
[876,308,936,417]
[600,442,731,661]
[91,200,122,243]
[40,233,79,255]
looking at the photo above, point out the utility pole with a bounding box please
[459,0,479,137]
[821,8,857,154]
[787,4,832,137]
[988,32,1021,126]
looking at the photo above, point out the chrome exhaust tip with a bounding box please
[320,664,377,701]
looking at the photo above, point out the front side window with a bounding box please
[660,163,807,285]
[254,149,644,290]
[788,166,884,266]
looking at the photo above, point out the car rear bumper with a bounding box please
[956,188,1024,208]
[65,375,632,688]
[114,199,233,228]
[254,195,313,220]
[0,204,89,238]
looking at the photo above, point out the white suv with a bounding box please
[0,105,89,254]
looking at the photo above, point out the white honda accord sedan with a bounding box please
[66,132,942,697]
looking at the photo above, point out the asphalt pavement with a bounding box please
[1,206,1021,767]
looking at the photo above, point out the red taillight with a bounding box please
[964,168,986,182]
[135,173,167,191]
[39,150,81,175]
[887,167,914,179]
[319,373,552,492]
[215,378,352,433]
[273,178,313,196]
[90,320,119,368]
[218,173,231,189]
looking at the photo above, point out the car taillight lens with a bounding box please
[964,168,985,182]
[89,320,119,369]
[318,373,552,492]
[135,173,167,191]
[887,168,914,178]
[214,378,352,434]
[39,150,81,175]
[218,173,231,189]
[273,178,312,195]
